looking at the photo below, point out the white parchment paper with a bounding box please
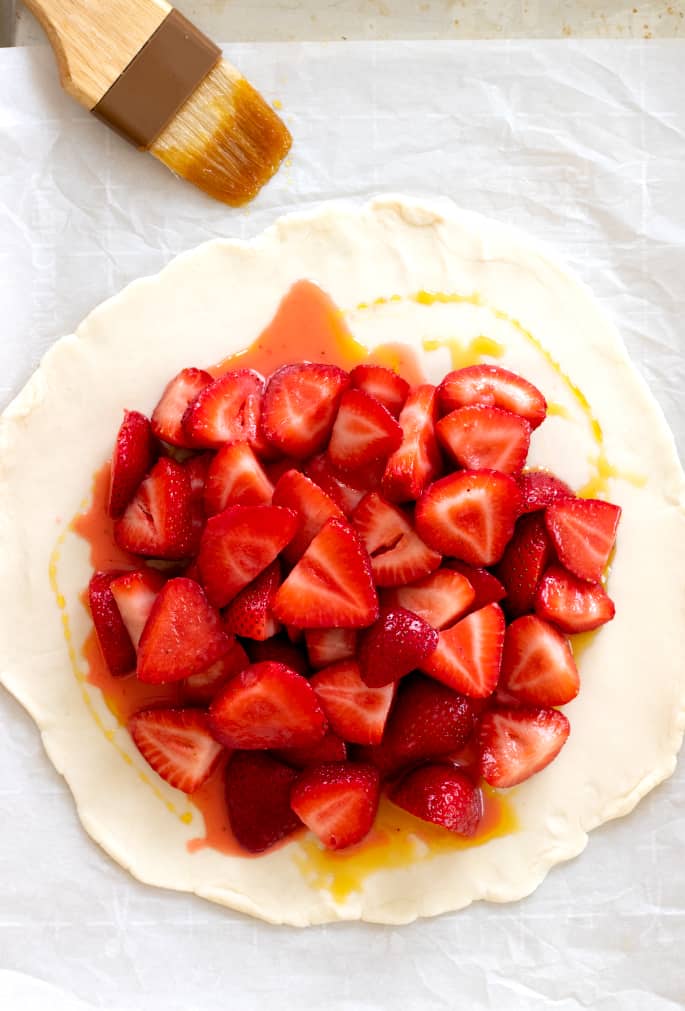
[0,40,684,1011]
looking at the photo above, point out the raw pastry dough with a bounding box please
[1,196,684,925]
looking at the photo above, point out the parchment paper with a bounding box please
[0,40,683,1011]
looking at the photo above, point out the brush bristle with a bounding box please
[151,61,291,206]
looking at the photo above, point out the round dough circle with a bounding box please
[1,195,684,925]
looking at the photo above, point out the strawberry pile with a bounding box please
[89,360,621,853]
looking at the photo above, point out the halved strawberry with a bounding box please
[352,491,441,587]
[310,660,395,745]
[383,569,475,630]
[136,577,230,684]
[446,560,506,612]
[305,628,357,670]
[203,442,273,516]
[327,389,403,471]
[128,708,224,793]
[208,662,327,749]
[114,458,194,559]
[272,469,344,563]
[350,363,409,418]
[381,384,442,502]
[248,636,310,677]
[260,363,349,458]
[274,731,348,768]
[197,504,298,608]
[390,763,483,836]
[360,674,475,777]
[500,614,579,706]
[545,497,621,583]
[357,608,438,687]
[304,454,366,515]
[416,470,522,566]
[182,638,250,704]
[535,564,616,633]
[420,603,504,698]
[110,568,165,647]
[151,367,212,447]
[272,518,379,629]
[225,752,302,853]
[436,405,531,475]
[438,365,547,429]
[478,706,570,788]
[290,762,380,850]
[518,470,574,514]
[108,410,155,518]
[496,512,554,619]
[88,571,136,676]
[223,561,281,641]
[182,369,264,449]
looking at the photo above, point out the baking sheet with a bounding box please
[0,40,684,1011]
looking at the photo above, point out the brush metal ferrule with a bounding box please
[93,8,220,150]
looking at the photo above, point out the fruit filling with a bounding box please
[85,318,621,856]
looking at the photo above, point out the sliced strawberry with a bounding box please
[438,365,547,429]
[496,512,554,619]
[223,561,281,641]
[381,384,442,502]
[88,571,136,676]
[390,763,483,836]
[310,660,395,745]
[272,469,344,563]
[182,452,210,552]
[327,389,403,471]
[500,614,579,706]
[114,458,194,559]
[383,569,475,630]
[274,731,348,768]
[290,762,380,850]
[151,367,212,447]
[182,369,264,449]
[357,608,438,688]
[350,363,409,418]
[420,603,504,698]
[478,706,570,788]
[535,564,616,633]
[128,708,223,793]
[446,560,506,612]
[518,470,574,513]
[248,636,310,677]
[203,442,273,516]
[273,518,379,629]
[208,662,327,749]
[110,568,165,648]
[415,470,522,566]
[260,363,349,458]
[360,674,475,777]
[198,504,298,608]
[182,637,250,704]
[436,405,531,475]
[304,453,366,515]
[352,491,441,587]
[305,628,357,670]
[136,577,230,684]
[264,456,302,486]
[108,410,155,518]
[545,497,621,583]
[225,752,302,853]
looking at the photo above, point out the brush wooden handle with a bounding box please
[23,0,172,108]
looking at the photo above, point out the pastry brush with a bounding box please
[23,0,291,205]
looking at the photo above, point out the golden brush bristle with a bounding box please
[151,61,292,206]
